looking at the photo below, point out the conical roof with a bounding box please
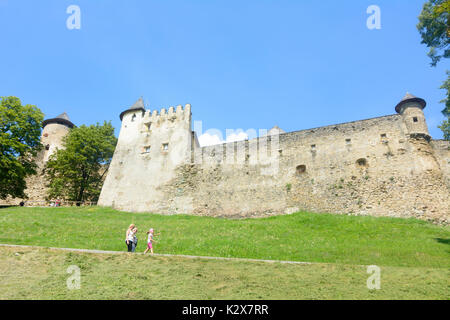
[42,111,75,128]
[401,92,416,101]
[131,97,145,109]
[395,92,426,113]
[120,97,146,120]
[56,112,71,121]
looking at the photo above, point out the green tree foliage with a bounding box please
[417,0,449,67]
[440,70,450,115]
[417,0,449,139]
[45,121,117,203]
[0,96,44,199]
[439,71,450,140]
[438,117,449,140]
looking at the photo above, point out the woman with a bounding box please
[125,224,135,252]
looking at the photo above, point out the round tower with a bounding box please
[119,97,146,121]
[395,93,430,139]
[40,112,75,163]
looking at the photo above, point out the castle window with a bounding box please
[356,158,368,168]
[145,122,152,131]
[311,144,316,150]
[131,114,136,122]
[413,117,418,123]
[381,134,387,138]
[345,139,351,144]
[143,146,151,153]
[162,143,169,151]
[45,144,50,150]
[296,165,306,174]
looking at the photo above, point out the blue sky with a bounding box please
[0,0,448,141]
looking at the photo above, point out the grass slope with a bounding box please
[1,247,448,300]
[0,206,449,268]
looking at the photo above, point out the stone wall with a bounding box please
[432,139,450,188]
[99,102,449,224]
[160,115,449,223]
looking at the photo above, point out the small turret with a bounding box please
[119,97,146,121]
[395,93,430,139]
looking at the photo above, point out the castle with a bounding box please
[98,94,450,223]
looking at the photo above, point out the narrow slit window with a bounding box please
[162,143,169,151]
[131,114,136,122]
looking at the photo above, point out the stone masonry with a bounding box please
[98,94,450,224]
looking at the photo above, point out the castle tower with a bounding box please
[17,112,75,204]
[395,93,430,139]
[98,98,194,212]
[40,112,75,163]
[396,93,441,177]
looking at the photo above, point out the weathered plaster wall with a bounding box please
[98,105,193,212]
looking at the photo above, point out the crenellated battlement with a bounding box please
[140,103,191,123]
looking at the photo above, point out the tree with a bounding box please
[45,121,117,203]
[438,71,450,139]
[417,0,449,67]
[417,0,450,139]
[440,71,450,115]
[0,96,44,199]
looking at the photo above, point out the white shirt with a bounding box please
[127,230,135,241]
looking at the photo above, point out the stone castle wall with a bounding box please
[432,140,450,189]
[99,102,449,224]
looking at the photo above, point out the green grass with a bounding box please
[0,206,449,268]
[1,246,448,300]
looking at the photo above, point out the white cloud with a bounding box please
[198,131,249,147]
[226,132,248,142]
[198,133,223,147]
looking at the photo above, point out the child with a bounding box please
[144,228,160,255]
[131,227,138,252]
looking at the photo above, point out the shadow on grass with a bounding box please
[0,205,17,209]
[435,238,450,245]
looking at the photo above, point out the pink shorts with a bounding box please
[147,242,152,249]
